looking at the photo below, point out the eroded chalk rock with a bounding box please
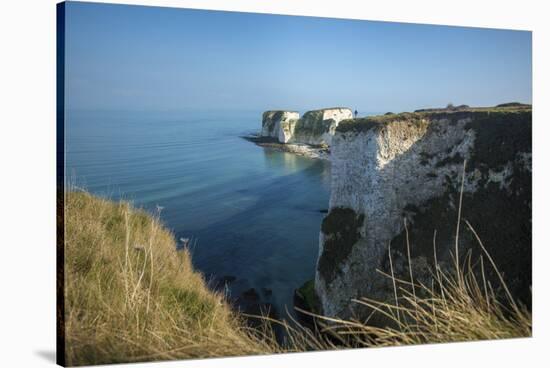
[314,108,532,320]
[285,108,353,145]
[261,111,300,139]
[260,108,353,145]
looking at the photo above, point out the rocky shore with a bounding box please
[242,135,330,160]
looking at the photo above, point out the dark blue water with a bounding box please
[66,109,331,317]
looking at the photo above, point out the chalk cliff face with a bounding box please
[289,108,353,145]
[261,108,353,145]
[261,111,300,139]
[314,108,532,319]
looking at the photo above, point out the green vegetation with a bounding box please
[336,112,422,133]
[495,102,531,108]
[416,102,530,113]
[296,280,320,313]
[464,109,532,173]
[336,105,532,134]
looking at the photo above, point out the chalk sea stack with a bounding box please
[261,108,353,146]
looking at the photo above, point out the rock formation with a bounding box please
[261,108,353,146]
[314,107,532,320]
[261,111,300,139]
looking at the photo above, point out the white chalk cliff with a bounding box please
[314,108,532,320]
[261,111,300,139]
[261,108,353,146]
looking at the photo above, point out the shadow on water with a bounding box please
[176,150,330,326]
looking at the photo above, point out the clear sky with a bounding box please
[64,1,532,113]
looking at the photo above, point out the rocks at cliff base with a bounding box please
[242,135,331,160]
[314,107,532,321]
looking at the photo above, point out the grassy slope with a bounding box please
[63,191,531,365]
[63,191,278,366]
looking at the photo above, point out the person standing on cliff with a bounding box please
[354,109,358,118]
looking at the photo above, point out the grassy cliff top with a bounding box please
[336,103,532,134]
[63,191,278,365]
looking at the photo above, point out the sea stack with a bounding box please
[260,108,353,146]
[261,111,300,140]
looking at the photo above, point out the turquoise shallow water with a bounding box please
[66,109,331,318]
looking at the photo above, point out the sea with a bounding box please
[66,109,333,319]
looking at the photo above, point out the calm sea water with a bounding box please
[66,109,331,318]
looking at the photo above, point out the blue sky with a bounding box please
[65,1,532,113]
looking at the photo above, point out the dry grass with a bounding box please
[63,190,281,366]
[242,223,532,352]
[63,187,531,365]
[293,245,532,349]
